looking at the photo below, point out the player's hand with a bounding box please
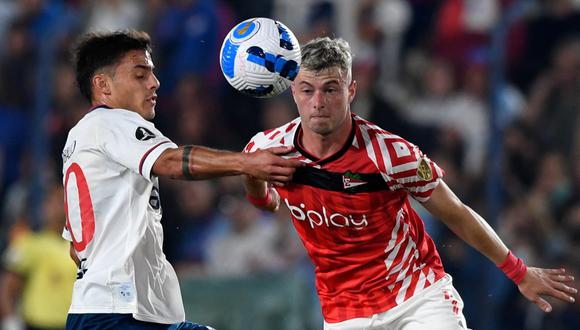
[517,267,577,312]
[242,146,303,186]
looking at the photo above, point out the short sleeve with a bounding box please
[96,112,177,181]
[373,134,445,202]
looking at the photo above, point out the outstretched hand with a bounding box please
[243,146,303,186]
[518,267,577,312]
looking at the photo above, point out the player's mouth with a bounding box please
[147,95,157,105]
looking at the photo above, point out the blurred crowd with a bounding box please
[0,0,579,329]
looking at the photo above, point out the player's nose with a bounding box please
[150,74,160,90]
[312,90,324,109]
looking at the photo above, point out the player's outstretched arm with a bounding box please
[152,145,303,185]
[243,175,281,212]
[422,180,577,313]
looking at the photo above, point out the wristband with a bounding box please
[246,189,272,208]
[498,251,527,284]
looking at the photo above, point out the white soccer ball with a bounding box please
[220,17,301,98]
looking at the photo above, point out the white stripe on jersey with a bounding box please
[414,269,428,295]
[396,271,414,305]
[405,181,441,193]
[384,208,405,270]
[360,124,381,169]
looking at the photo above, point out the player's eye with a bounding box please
[136,75,145,79]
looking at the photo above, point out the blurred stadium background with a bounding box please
[0,0,579,329]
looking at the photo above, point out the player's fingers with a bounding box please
[270,173,292,181]
[543,268,567,275]
[551,281,578,295]
[548,273,575,283]
[533,296,553,313]
[269,166,296,177]
[271,157,304,168]
[545,284,576,304]
[271,181,286,187]
[266,146,294,155]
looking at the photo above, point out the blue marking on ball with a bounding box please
[243,85,274,97]
[276,22,294,50]
[246,46,299,80]
[220,38,239,78]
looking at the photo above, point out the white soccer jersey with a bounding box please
[61,106,183,324]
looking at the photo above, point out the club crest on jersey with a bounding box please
[417,158,433,181]
[342,171,367,190]
[135,127,156,141]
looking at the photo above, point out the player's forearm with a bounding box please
[154,146,246,180]
[423,182,509,265]
[441,203,509,264]
[243,175,280,211]
[243,175,268,198]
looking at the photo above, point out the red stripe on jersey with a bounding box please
[244,141,255,152]
[139,141,171,176]
[286,122,297,132]
[268,130,281,140]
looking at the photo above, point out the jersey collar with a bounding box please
[294,115,356,166]
[89,104,113,111]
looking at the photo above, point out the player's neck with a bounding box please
[300,116,352,159]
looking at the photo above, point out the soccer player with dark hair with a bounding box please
[62,30,303,330]
[243,37,577,330]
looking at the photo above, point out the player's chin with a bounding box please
[143,105,156,120]
[309,123,332,135]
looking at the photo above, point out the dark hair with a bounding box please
[73,30,152,101]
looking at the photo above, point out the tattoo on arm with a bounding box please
[182,146,195,180]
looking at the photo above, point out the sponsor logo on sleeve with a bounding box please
[62,140,76,163]
[135,127,156,141]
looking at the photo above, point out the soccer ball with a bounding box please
[219,17,301,98]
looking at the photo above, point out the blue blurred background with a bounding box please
[0,0,579,329]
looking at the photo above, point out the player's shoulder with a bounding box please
[353,114,409,144]
[245,117,301,152]
[89,107,149,125]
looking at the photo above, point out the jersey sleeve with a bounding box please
[244,132,267,153]
[371,133,445,202]
[244,120,299,153]
[96,113,177,181]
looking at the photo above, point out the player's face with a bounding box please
[108,49,160,120]
[291,67,356,136]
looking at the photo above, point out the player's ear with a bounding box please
[93,73,112,96]
[348,79,357,103]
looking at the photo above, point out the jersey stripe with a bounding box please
[138,141,172,176]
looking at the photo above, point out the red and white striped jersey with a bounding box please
[245,114,446,323]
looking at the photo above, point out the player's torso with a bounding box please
[60,109,181,320]
[248,115,446,322]
[278,144,436,294]
[63,111,163,279]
